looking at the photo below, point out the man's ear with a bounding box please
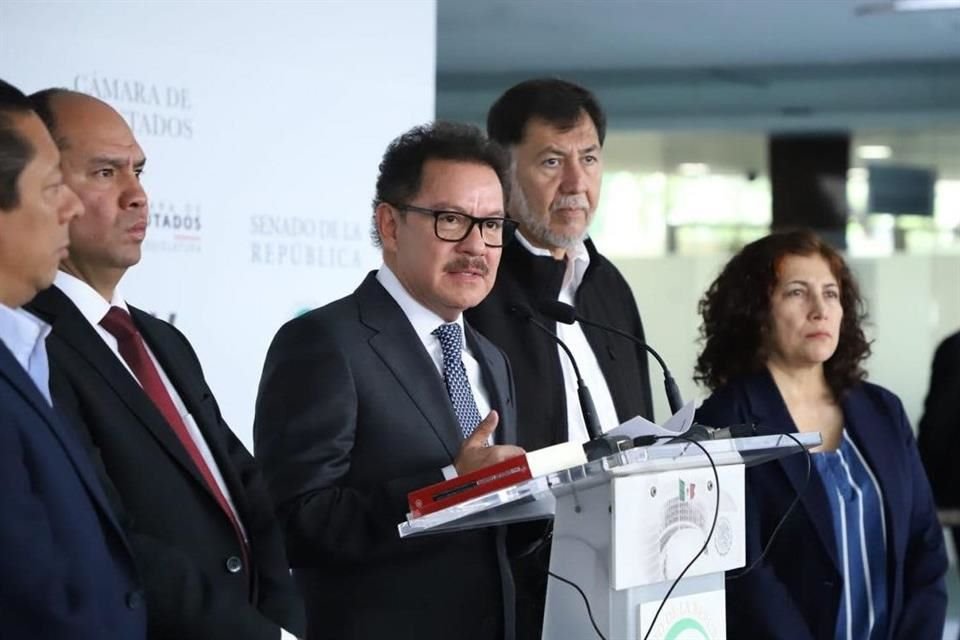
[375,202,400,253]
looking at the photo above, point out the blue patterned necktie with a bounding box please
[432,323,483,438]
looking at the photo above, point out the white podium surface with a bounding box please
[398,433,818,538]
[398,432,820,640]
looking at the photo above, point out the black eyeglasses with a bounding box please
[386,202,517,247]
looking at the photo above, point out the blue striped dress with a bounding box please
[812,430,889,640]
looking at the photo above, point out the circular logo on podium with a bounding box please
[713,516,733,556]
[665,617,711,640]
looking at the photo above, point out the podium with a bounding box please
[398,432,819,640]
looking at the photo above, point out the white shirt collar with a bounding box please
[54,270,129,325]
[375,264,466,348]
[0,301,51,371]
[514,230,591,298]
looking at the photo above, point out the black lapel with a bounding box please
[0,340,128,541]
[29,287,211,493]
[355,273,463,459]
[741,370,840,571]
[130,306,249,513]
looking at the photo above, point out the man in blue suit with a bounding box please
[0,78,147,639]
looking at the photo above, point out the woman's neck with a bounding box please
[766,360,843,451]
[766,360,831,403]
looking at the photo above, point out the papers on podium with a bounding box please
[406,401,700,520]
[605,399,696,442]
[407,441,589,518]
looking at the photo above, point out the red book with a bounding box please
[408,455,532,518]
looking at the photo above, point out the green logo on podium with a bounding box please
[664,617,710,640]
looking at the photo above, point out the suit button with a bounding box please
[225,555,243,574]
[126,590,144,609]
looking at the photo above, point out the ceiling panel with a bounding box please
[438,0,960,74]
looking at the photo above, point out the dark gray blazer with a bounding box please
[255,271,517,640]
[28,285,305,640]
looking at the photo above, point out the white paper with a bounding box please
[606,400,697,444]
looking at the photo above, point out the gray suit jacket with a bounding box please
[254,272,517,640]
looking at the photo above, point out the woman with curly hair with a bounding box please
[694,230,946,640]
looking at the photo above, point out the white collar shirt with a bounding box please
[514,232,621,441]
[0,301,53,406]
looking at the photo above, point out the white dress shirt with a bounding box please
[376,264,494,478]
[514,232,621,443]
[52,271,247,540]
[0,302,53,406]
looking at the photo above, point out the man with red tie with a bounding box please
[26,89,305,640]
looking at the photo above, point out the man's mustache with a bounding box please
[444,257,489,275]
[551,194,589,211]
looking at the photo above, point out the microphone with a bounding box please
[509,305,603,441]
[510,305,633,461]
[536,300,685,416]
[665,422,756,443]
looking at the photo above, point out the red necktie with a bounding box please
[99,306,250,570]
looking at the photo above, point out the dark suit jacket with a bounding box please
[917,331,960,566]
[696,371,947,640]
[254,272,517,640]
[466,238,653,451]
[0,339,146,639]
[28,285,305,640]
[918,332,960,509]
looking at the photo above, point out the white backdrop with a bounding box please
[0,0,437,447]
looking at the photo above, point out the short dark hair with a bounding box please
[486,78,607,147]
[371,121,509,247]
[695,230,871,399]
[0,78,37,211]
[28,87,70,146]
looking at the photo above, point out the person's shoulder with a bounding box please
[583,239,635,291]
[856,380,901,407]
[697,380,740,406]
[584,239,619,272]
[850,381,909,430]
[129,305,173,328]
[695,377,756,426]
[273,292,358,341]
[129,305,188,341]
[268,290,379,366]
[26,284,80,324]
[936,330,960,356]
[129,307,208,371]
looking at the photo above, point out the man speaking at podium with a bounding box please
[255,122,523,640]
[466,79,656,638]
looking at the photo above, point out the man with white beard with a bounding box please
[465,78,654,640]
